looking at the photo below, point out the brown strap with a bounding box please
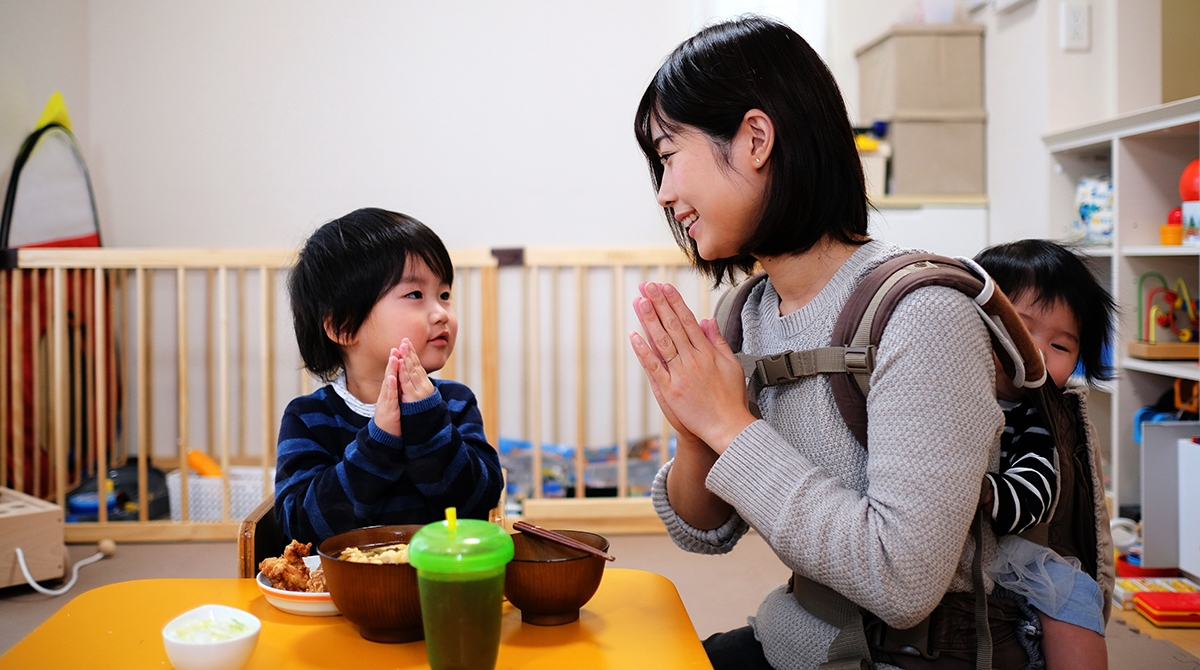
[790,574,876,670]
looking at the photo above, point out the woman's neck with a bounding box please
[757,237,865,316]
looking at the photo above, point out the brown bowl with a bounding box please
[503,529,608,625]
[317,525,424,643]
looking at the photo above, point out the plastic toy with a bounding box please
[1181,158,1200,202]
[1129,271,1200,359]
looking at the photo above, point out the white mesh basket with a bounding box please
[166,466,275,522]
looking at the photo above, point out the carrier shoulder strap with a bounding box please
[716,253,1047,449]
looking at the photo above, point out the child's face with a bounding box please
[995,293,1080,401]
[353,256,457,375]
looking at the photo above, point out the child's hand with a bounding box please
[398,338,436,403]
[374,348,402,436]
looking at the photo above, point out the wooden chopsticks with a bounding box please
[513,521,616,562]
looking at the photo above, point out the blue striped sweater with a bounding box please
[273,378,502,544]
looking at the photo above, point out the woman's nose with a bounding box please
[656,174,675,208]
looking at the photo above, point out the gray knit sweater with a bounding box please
[651,241,1005,670]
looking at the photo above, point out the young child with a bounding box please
[274,207,503,545]
[975,239,1115,670]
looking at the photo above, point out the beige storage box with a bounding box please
[0,486,66,589]
[888,115,985,195]
[855,24,984,123]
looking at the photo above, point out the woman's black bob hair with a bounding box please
[288,207,454,381]
[634,15,869,285]
[974,239,1116,386]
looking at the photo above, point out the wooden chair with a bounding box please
[237,491,506,579]
[237,494,286,579]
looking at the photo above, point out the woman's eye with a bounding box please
[659,152,674,166]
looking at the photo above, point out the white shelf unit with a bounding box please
[1045,96,1200,515]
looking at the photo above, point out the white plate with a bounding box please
[255,555,340,617]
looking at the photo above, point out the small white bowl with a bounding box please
[255,555,340,616]
[162,604,260,670]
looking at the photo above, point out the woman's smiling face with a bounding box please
[651,117,767,261]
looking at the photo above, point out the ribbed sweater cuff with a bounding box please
[707,420,814,538]
[652,460,745,553]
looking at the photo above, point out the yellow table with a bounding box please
[1,568,712,669]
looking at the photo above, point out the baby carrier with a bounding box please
[715,253,1115,670]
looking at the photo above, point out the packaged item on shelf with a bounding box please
[1112,576,1199,611]
[1073,175,1113,246]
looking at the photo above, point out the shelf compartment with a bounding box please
[1122,357,1200,380]
[1122,245,1200,257]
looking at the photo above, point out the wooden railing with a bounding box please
[2,247,713,540]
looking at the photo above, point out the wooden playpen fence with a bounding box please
[1,246,711,541]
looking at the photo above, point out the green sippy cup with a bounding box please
[408,508,514,670]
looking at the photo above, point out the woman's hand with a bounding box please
[374,349,402,436]
[629,282,756,453]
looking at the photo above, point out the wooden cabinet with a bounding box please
[1044,96,1200,516]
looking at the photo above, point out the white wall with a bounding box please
[83,1,709,251]
[0,1,90,211]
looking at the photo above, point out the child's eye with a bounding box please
[1051,343,1071,352]
[440,291,451,301]
[404,291,422,299]
[659,152,674,166]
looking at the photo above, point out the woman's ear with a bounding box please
[323,316,354,347]
[742,109,775,169]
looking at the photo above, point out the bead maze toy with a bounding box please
[1128,271,1200,360]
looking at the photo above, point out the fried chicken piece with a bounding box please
[306,566,327,593]
[258,540,312,592]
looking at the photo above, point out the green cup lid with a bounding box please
[408,510,514,574]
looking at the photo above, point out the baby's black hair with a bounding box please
[974,239,1115,386]
[288,208,453,381]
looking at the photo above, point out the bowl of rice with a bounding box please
[317,524,425,643]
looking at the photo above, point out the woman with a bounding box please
[629,17,1021,670]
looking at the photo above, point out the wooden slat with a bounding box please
[523,248,688,267]
[205,268,215,457]
[64,521,243,543]
[12,270,24,493]
[550,267,561,446]
[0,271,7,489]
[480,266,499,447]
[520,497,661,535]
[136,268,149,521]
[613,267,628,498]
[527,268,542,502]
[17,248,297,269]
[574,266,587,499]
[31,269,42,498]
[116,270,129,466]
[177,267,189,522]
[236,268,246,459]
[218,267,231,522]
[84,270,95,482]
[260,268,275,497]
[658,265,671,468]
[71,269,83,489]
[95,268,108,524]
[447,248,498,268]
[52,267,68,507]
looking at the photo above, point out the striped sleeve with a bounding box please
[986,402,1058,535]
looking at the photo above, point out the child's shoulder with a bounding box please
[283,384,340,415]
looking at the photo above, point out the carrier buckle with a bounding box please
[756,351,796,386]
[844,346,876,375]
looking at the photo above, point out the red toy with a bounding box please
[1182,158,1200,202]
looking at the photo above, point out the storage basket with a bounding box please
[167,466,274,522]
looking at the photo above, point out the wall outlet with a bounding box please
[1060,1,1090,52]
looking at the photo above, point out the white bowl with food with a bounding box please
[256,554,340,616]
[162,604,260,670]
